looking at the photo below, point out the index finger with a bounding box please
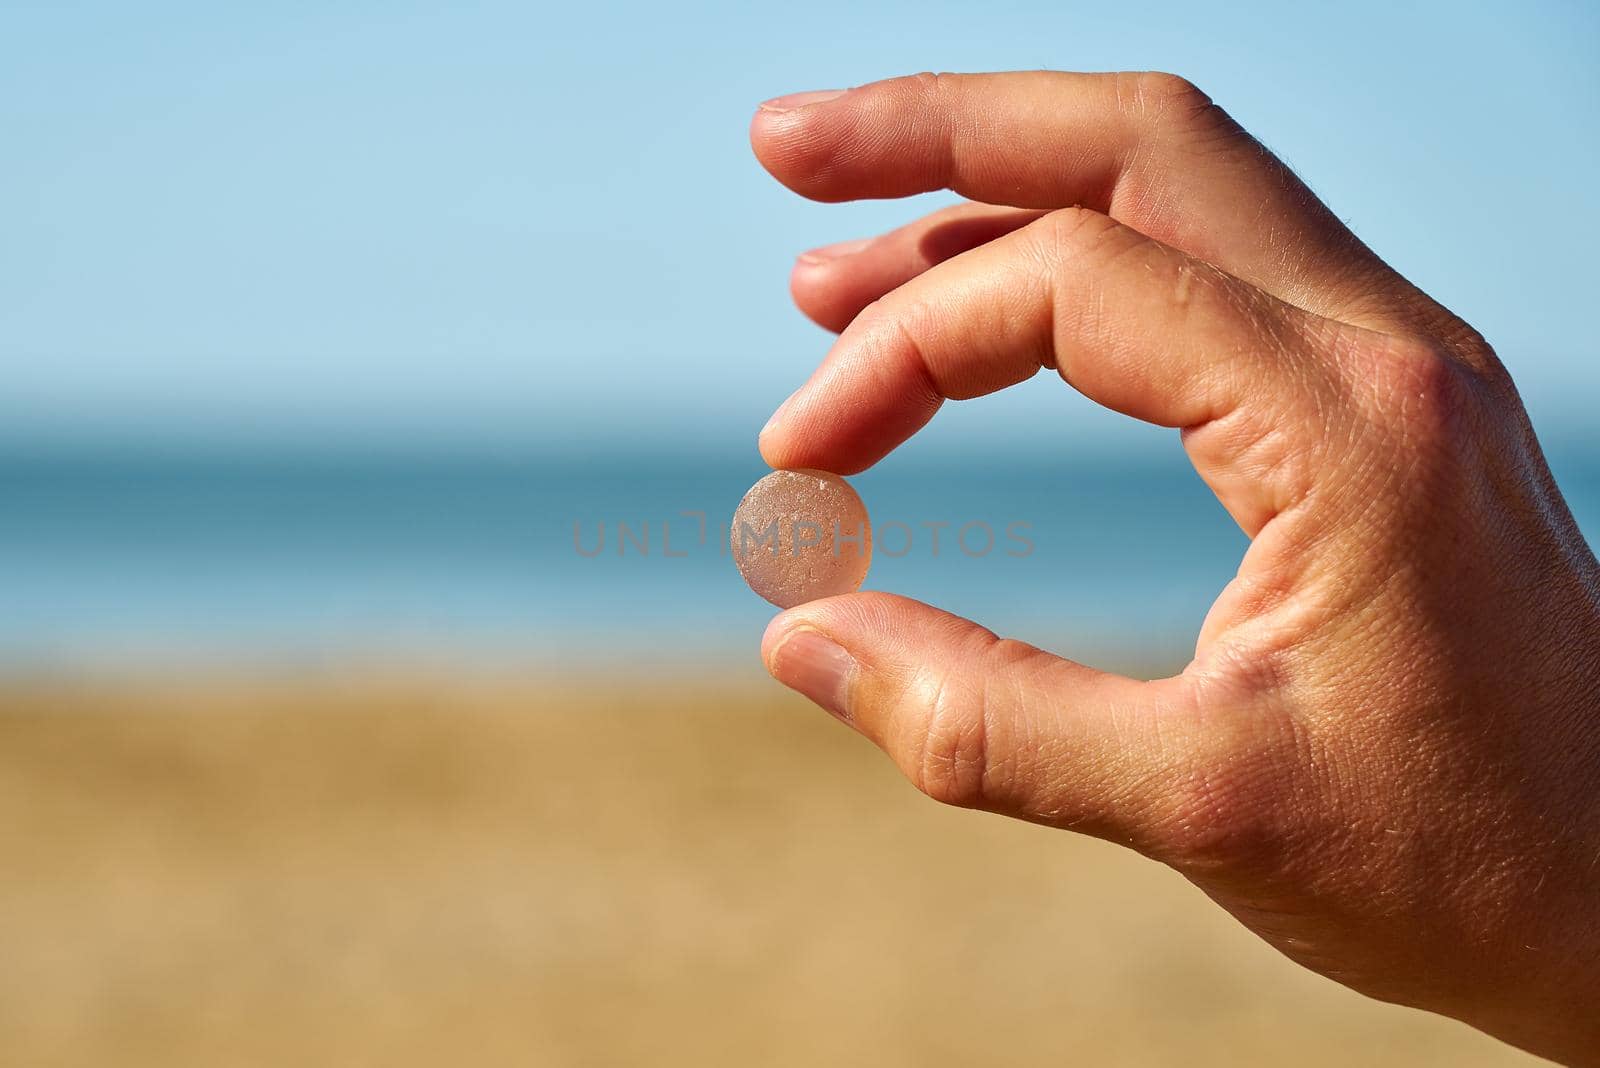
[761,207,1343,537]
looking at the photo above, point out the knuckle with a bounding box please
[857,298,946,401]
[908,636,1036,810]
[853,295,888,324]
[1039,203,1099,244]
[1120,70,1215,127]
[1038,205,1131,264]
[909,666,988,809]
[895,70,958,111]
[1320,328,1528,541]
[1355,334,1490,449]
[874,71,962,189]
[1135,70,1207,102]
[910,669,988,808]
[1448,324,1518,402]
[1117,71,1249,159]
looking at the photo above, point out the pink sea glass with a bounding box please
[731,469,872,608]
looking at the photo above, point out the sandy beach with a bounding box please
[0,671,1544,1066]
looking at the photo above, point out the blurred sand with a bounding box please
[0,671,1547,1067]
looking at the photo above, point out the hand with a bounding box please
[750,71,1600,1065]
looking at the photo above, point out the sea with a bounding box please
[3,444,1597,674]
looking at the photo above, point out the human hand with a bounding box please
[750,71,1600,1064]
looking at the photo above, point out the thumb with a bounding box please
[762,592,1203,849]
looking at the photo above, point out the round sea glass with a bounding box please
[731,469,872,608]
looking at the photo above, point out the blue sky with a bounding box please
[3,0,1597,457]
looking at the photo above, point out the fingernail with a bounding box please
[796,237,872,266]
[760,389,799,439]
[759,89,847,113]
[769,628,857,720]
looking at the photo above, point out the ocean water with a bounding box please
[2,445,1596,671]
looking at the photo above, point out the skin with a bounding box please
[750,71,1600,1065]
